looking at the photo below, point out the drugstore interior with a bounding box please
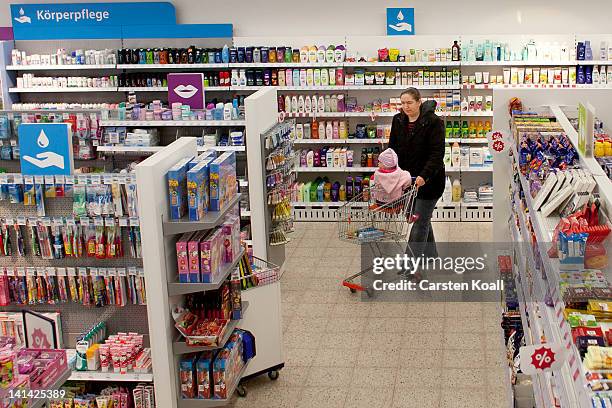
[0,1,612,407]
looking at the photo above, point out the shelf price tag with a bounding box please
[6,267,15,277]
[67,268,76,277]
[56,268,67,277]
[46,267,56,276]
[17,267,25,277]
[78,267,87,277]
[26,267,36,277]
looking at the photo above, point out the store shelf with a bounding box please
[173,302,249,354]
[30,368,72,408]
[293,138,386,144]
[343,84,461,90]
[462,201,493,207]
[460,166,493,172]
[296,166,378,173]
[68,370,154,382]
[445,138,489,144]
[343,61,460,67]
[118,86,168,92]
[177,361,249,407]
[292,201,368,207]
[343,111,397,117]
[9,87,116,93]
[279,85,340,90]
[463,84,612,90]
[231,86,263,91]
[97,145,163,153]
[118,63,229,69]
[197,145,246,152]
[167,248,245,296]
[461,60,576,66]
[6,64,116,70]
[230,62,340,68]
[162,194,241,236]
[457,111,494,116]
[100,120,246,127]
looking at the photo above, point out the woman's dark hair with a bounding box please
[400,87,421,101]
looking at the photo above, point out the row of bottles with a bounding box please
[294,120,390,140]
[445,121,491,139]
[298,147,381,168]
[293,176,373,202]
[280,94,345,114]
[442,177,462,203]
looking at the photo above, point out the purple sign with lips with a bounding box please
[167,73,205,109]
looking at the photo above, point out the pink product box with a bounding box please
[176,232,195,283]
[221,216,241,264]
[19,349,67,389]
[200,228,223,283]
[188,230,208,283]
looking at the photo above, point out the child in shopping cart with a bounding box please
[370,148,412,210]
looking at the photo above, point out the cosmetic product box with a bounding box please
[200,228,223,283]
[177,232,195,283]
[221,215,241,264]
[188,230,209,283]
[209,152,237,212]
[167,157,194,220]
[187,157,214,221]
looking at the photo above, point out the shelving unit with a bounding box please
[162,194,241,236]
[30,369,72,408]
[68,371,154,382]
[99,120,246,127]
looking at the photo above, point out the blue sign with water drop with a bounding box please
[387,8,415,36]
[19,123,74,176]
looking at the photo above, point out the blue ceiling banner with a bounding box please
[11,2,176,39]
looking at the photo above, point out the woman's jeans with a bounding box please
[407,197,439,259]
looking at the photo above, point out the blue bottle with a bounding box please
[221,45,230,63]
[577,65,585,84]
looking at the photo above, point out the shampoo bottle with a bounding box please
[318,121,326,139]
[608,68,612,83]
[286,69,293,86]
[443,177,452,202]
[333,121,339,139]
[601,66,607,85]
[291,96,298,113]
[452,179,462,202]
[451,142,461,168]
[306,150,314,167]
[318,96,325,113]
[305,95,312,112]
[298,95,305,113]
[326,121,333,139]
[593,66,600,85]
[311,95,318,112]
[321,69,329,86]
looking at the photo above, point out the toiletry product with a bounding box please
[452,179,462,202]
[451,142,460,168]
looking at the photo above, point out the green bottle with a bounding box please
[453,121,461,138]
[445,122,453,139]
[461,121,469,139]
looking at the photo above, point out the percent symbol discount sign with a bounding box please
[486,130,508,155]
[520,343,567,374]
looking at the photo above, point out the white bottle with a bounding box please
[284,95,291,113]
[601,42,608,61]
[325,121,333,139]
[443,177,452,203]
[291,96,298,113]
[305,95,312,113]
[298,95,305,113]
[318,96,324,113]
[321,69,329,86]
[601,66,607,85]
[231,70,239,86]
[608,68,612,84]
[324,95,331,112]
[461,97,468,112]
[311,95,318,112]
[451,142,461,168]
[223,103,232,120]
[318,121,326,139]
[286,69,293,86]
[313,69,321,86]
[593,66,600,85]
[239,70,247,86]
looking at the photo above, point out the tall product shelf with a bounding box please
[493,88,612,407]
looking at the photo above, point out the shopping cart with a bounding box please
[338,183,419,296]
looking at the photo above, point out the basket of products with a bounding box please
[232,252,280,291]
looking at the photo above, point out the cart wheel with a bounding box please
[268,370,280,381]
[236,384,247,398]
[349,288,357,293]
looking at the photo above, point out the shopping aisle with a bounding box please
[229,222,509,408]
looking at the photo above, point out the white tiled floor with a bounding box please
[229,222,510,408]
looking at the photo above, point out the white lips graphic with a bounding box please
[174,84,198,99]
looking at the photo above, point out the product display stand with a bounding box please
[493,88,612,407]
[242,87,285,379]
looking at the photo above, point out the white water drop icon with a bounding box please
[37,130,49,148]
[397,10,404,21]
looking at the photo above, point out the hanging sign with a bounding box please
[486,130,509,155]
[519,343,568,375]
[19,123,74,176]
[168,73,206,110]
[386,8,415,36]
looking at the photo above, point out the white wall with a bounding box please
[1,0,612,37]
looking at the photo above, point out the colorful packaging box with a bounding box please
[230,277,243,320]
[221,215,241,264]
[176,232,195,283]
[188,230,208,283]
[213,335,244,400]
[209,152,237,212]
[187,157,214,221]
[200,228,223,283]
[179,353,199,399]
[196,352,214,399]
[167,157,194,220]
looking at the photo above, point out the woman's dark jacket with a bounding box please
[388,100,446,200]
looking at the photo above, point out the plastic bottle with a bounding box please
[291,96,298,113]
[601,66,608,85]
[452,179,462,202]
[339,185,346,201]
[321,69,329,86]
[585,41,593,60]
[298,95,305,113]
[452,41,460,61]
[305,95,312,112]
[461,121,469,138]
[318,96,325,113]
[362,177,370,201]
[346,176,354,200]
[451,142,461,168]
[318,120,326,139]
[593,66,600,85]
[311,95,318,112]
[461,97,468,112]
[601,42,608,61]
[286,69,293,86]
[443,177,452,202]
[445,122,453,138]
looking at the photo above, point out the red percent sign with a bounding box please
[531,346,556,370]
[492,139,505,152]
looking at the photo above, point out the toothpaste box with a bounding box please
[209,152,237,212]
[176,232,195,283]
[188,149,217,170]
[187,157,214,221]
[167,157,194,220]
[200,228,223,283]
[188,230,208,283]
